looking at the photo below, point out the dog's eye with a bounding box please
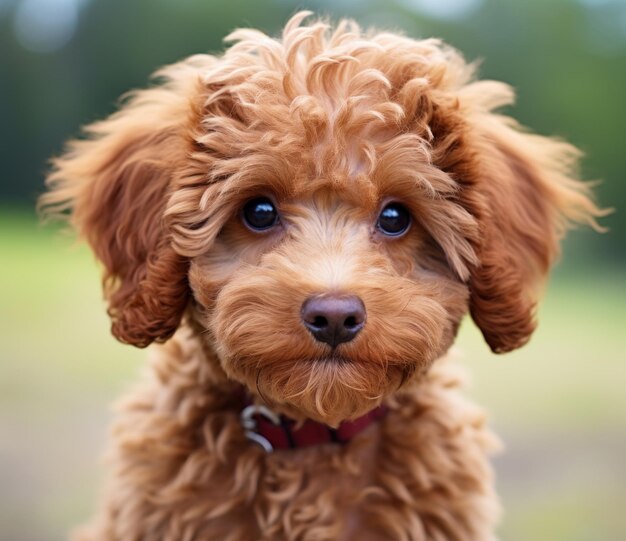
[242,198,279,231]
[376,203,411,236]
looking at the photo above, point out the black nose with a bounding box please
[301,295,366,348]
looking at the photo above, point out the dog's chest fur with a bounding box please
[75,329,500,541]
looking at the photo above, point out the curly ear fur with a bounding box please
[39,61,204,347]
[459,82,604,353]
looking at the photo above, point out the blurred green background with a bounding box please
[1,0,625,540]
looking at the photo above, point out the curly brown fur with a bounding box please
[40,12,602,541]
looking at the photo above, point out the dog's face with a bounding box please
[42,13,600,425]
[190,183,468,424]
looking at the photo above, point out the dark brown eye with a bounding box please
[377,203,411,236]
[242,198,279,231]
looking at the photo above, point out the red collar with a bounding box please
[239,397,387,452]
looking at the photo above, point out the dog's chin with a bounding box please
[223,354,409,427]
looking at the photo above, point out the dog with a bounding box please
[41,11,601,541]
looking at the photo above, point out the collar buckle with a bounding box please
[240,404,281,453]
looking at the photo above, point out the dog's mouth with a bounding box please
[311,354,354,364]
[224,352,408,426]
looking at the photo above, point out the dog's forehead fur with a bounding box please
[167,15,480,279]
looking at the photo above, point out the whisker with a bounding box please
[399,294,414,315]
[398,364,415,389]
[255,367,270,405]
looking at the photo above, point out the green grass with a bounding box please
[459,268,626,433]
[1,211,625,541]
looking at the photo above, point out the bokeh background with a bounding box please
[1,0,625,540]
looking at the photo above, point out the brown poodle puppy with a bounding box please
[41,12,601,541]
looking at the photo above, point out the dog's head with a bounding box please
[41,13,601,425]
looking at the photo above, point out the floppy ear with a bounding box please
[460,82,603,353]
[40,61,205,347]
